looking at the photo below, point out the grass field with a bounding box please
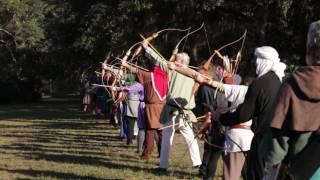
[0,96,222,179]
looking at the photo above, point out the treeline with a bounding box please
[0,0,319,103]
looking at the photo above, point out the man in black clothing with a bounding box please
[196,60,228,180]
[217,46,286,180]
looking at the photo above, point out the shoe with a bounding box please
[202,175,213,180]
[198,165,206,176]
[193,165,200,168]
[118,136,125,140]
[154,167,167,173]
[140,155,150,160]
[126,141,133,145]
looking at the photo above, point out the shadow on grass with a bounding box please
[0,96,198,179]
[54,153,191,177]
[0,96,108,120]
[0,119,116,132]
[18,153,192,178]
[0,168,109,180]
[1,140,193,178]
[1,167,188,179]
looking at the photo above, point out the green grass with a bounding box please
[0,96,222,179]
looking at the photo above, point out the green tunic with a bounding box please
[145,47,196,124]
[262,129,312,165]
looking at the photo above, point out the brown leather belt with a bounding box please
[230,124,251,129]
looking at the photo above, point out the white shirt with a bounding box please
[223,84,254,152]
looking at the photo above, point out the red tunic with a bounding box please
[137,70,167,129]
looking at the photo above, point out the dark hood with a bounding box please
[292,65,320,101]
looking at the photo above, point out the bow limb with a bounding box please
[115,57,150,72]
[139,34,168,61]
[101,61,107,88]
[143,27,191,43]
[100,62,117,101]
[118,42,141,79]
[115,49,131,103]
[130,27,192,63]
[119,49,131,79]
[203,23,212,54]
[156,27,192,34]
[233,29,247,75]
[169,23,204,61]
[203,29,247,70]
[101,52,113,97]
[204,31,246,100]
[174,23,204,50]
[114,42,141,104]
[213,50,232,73]
[129,34,158,62]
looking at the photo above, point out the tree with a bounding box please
[1,0,320,102]
[0,0,47,102]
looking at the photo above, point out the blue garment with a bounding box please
[310,168,320,180]
[119,102,127,138]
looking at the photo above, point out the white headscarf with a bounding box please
[254,46,287,81]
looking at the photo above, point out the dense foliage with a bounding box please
[0,0,319,102]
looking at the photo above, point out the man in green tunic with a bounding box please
[141,41,202,171]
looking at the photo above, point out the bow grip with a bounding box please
[133,46,142,57]
[122,50,131,62]
[169,48,178,62]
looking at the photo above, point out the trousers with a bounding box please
[159,114,202,169]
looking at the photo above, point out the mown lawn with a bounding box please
[0,96,222,179]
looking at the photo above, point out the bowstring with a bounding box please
[203,23,212,54]
[181,28,191,52]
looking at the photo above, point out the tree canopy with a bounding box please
[0,0,319,102]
